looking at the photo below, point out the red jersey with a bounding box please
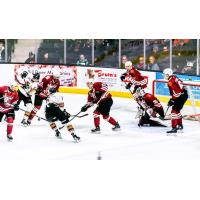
[137,93,162,110]
[38,75,60,98]
[125,67,147,88]
[87,82,112,104]
[168,75,184,99]
[0,86,19,113]
[137,93,164,117]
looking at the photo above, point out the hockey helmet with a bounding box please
[135,86,145,97]
[33,72,40,81]
[86,78,94,89]
[125,61,133,68]
[52,70,60,79]
[21,70,28,79]
[163,68,173,80]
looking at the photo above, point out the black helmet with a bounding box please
[33,72,40,81]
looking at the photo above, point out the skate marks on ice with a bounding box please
[0,93,200,159]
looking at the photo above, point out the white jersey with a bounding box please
[16,73,38,97]
[46,93,64,110]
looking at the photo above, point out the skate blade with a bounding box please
[73,139,81,143]
[166,133,177,137]
[91,131,101,134]
[112,128,121,131]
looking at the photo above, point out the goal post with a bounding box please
[152,79,200,120]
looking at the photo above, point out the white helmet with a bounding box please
[86,78,94,89]
[163,68,173,80]
[135,87,145,97]
[86,78,94,84]
[52,70,60,78]
[125,61,132,68]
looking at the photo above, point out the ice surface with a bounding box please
[0,93,200,160]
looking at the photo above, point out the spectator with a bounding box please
[121,55,128,68]
[0,42,5,62]
[76,54,89,66]
[136,56,145,70]
[25,51,35,63]
[41,52,49,63]
[152,45,159,54]
[147,56,160,71]
[181,61,196,75]
[163,46,169,53]
[152,45,159,59]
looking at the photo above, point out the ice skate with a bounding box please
[112,122,120,131]
[71,133,80,142]
[7,134,13,142]
[166,128,178,136]
[55,130,62,139]
[91,126,100,134]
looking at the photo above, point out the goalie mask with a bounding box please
[135,87,145,97]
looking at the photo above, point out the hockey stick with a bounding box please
[18,106,48,121]
[58,110,82,130]
[70,113,89,118]
[164,105,170,117]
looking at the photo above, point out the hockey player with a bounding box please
[0,83,19,141]
[120,61,148,96]
[45,88,80,142]
[163,68,188,133]
[134,87,165,127]
[81,80,120,133]
[25,71,60,126]
[16,71,39,126]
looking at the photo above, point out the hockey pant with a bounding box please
[139,111,166,127]
[45,104,74,134]
[17,90,33,121]
[28,94,45,121]
[0,109,15,135]
[94,98,117,127]
[171,89,188,128]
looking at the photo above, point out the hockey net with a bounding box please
[152,79,200,121]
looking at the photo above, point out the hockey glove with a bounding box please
[167,99,175,107]
[125,82,132,89]
[95,91,102,98]
[49,87,56,94]
[0,95,4,104]
[63,109,71,119]
[14,104,19,111]
[81,104,90,112]
[120,73,126,81]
